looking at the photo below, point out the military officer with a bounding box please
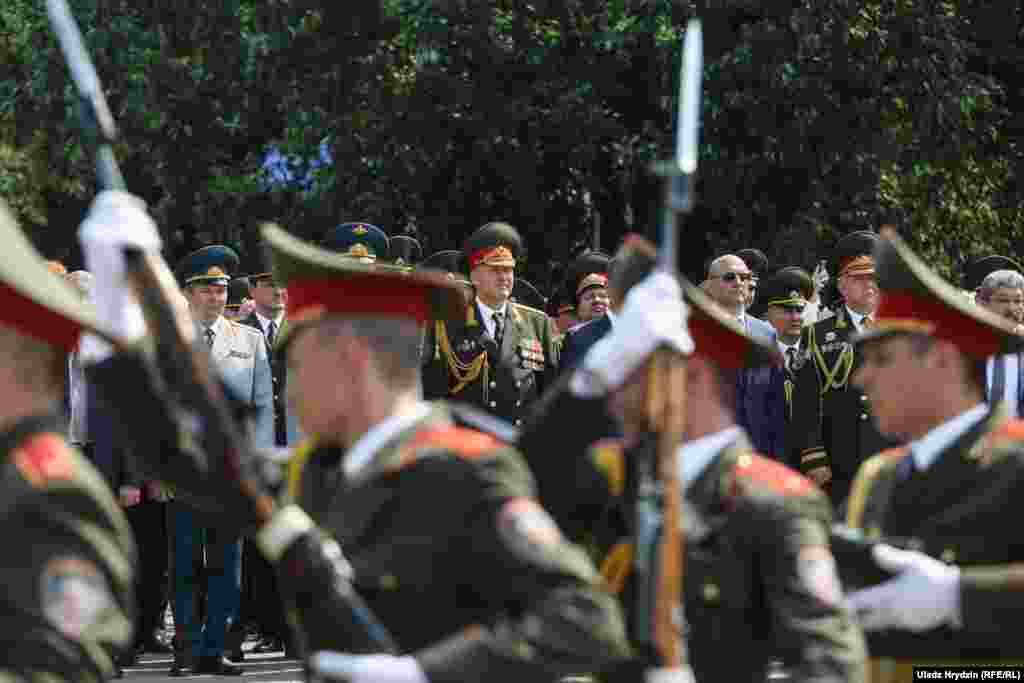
[791,231,902,506]
[171,244,274,675]
[0,197,135,681]
[322,222,390,263]
[422,222,559,426]
[389,235,423,268]
[84,207,631,682]
[838,228,1024,677]
[517,236,866,683]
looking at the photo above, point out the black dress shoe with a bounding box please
[138,635,173,654]
[227,647,245,663]
[168,649,193,677]
[254,636,283,653]
[194,655,244,676]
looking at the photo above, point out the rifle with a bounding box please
[632,20,702,680]
[46,0,398,655]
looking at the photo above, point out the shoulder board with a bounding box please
[448,403,518,443]
[845,447,905,528]
[733,452,815,496]
[12,432,76,488]
[511,301,549,318]
[407,426,502,461]
[589,438,626,496]
[228,319,262,337]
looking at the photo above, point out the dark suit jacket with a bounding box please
[559,314,612,371]
[239,312,288,446]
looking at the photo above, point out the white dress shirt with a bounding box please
[846,306,870,332]
[254,310,285,340]
[476,298,509,341]
[907,403,988,472]
[344,402,433,482]
[986,354,1020,418]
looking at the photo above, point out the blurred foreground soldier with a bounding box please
[86,209,630,682]
[840,229,1024,678]
[322,222,389,263]
[0,199,134,680]
[791,231,900,506]
[976,269,1024,417]
[519,236,866,683]
[560,250,613,370]
[389,235,422,268]
[422,222,559,426]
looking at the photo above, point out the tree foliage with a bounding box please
[2,0,1022,285]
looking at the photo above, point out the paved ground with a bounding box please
[124,650,303,682]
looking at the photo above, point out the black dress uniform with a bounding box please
[422,223,560,426]
[841,229,1024,679]
[791,232,900,506]
[0,201,135,681]
[518,238,866,683]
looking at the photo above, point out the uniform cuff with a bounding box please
[257,504,315,562]
[800,448,828,471]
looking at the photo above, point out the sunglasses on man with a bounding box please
[713,271,754,284]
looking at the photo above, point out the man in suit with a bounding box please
[791,231,901,507]
[517,236,866,683]
[560,250,613,370]
[233,252,292,658]
[839,228,1024,680]
[422,222,559,427]
[975,269,1024,417]
[704,253,777,343]
[170,244,273,675]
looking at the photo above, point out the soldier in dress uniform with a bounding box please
[0,199,135,681]
[791,231,902,507]
[421,222,560,426]
[85,210,631,682]
[389,235,423,268]
[517,236,866,683]
[754,267,815,464]
[834,228,1024,680]
[322,222,390,263]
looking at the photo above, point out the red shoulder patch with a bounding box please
[408,426,500,460]
[13,433,75,487]
[733,452,814,495]
[989,418,1024,441]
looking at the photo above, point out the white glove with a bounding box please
[309,653,429,683]
[845,544,961,632]
[573,271,694,396]
[77,190,163,363]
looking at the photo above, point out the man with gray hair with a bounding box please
[976,268,1024,416]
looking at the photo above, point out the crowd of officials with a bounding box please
[9,191,1024,682]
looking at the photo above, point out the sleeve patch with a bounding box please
[13,433,75,487]
[496,497,565,567]
[40,557,114,640]
[796,545,843,607]
[734,453,814,495]
[408,426,500,460]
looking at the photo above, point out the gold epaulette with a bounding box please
[434,319,488,395]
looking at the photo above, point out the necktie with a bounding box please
[267,320,277,348]
[990,355,1007,404]
[492,311,504,347]
[785,347,797,371]
[894,452,917,483]
[205,327,215,349]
